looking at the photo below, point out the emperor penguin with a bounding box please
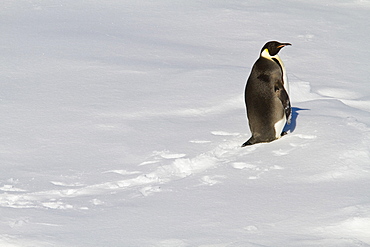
[241,41,292,147]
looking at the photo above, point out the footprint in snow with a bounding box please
[141,150,186,165]
[50,181,85,187]
[211,130,240,136]
[189,140,211,144]
[102,170,141,175]
[231,162,263,180]
[139,186,161,196]
[152,150,186,159]
[0,178,26,192]
[0,184,27,192]
[200,175,226,186]
[139,160,160,166]
[8,217,30,228]
[231,162,284,180]
[232,162,258,170]
[243,225,259,233]
[42,200,74,210]
[272,133,317,156]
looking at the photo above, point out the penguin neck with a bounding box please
[261,48,281,62]
[260,48,285,77]
[260,49,289,94]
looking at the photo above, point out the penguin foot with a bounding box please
[281,131,288,137]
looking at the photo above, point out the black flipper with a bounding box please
[275,82,291,124]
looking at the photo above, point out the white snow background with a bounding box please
[1,0,370,246]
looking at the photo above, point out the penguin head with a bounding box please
[260,41,291,57]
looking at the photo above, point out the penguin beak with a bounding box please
[277,43,292,48]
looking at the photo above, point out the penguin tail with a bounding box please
[241,138,255,147]
[241,141,252,147]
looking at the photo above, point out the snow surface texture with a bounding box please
[1,0,370,246]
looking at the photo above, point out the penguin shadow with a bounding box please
[283,107,309,134]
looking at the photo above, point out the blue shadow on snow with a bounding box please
[283,107,309,133]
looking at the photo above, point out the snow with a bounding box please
[1,0,370,246]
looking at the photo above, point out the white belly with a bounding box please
[274,117,286,139]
